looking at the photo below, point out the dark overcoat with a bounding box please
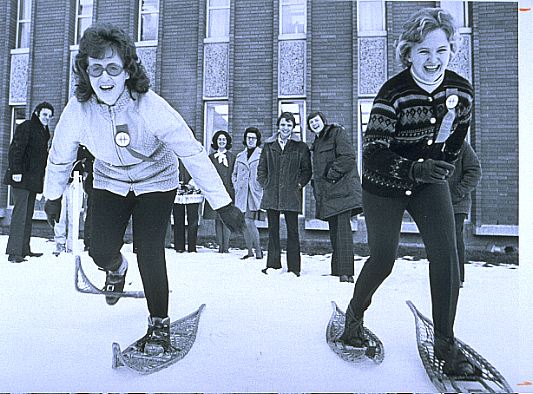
[257,133,312,213]
[3,113,50,193]
[447,141,481,215]
[311,124,363,220]
[203,150,236,219]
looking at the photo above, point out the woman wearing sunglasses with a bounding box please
[42,23,243,355]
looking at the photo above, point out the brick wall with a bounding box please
[0,0,18,208]
[28,0,75,120]
[309,1,355,134]
[157,0,201,130]
[231,0,275,145]
[471,2,518,227]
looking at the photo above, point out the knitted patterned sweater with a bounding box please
[362,68,474,198]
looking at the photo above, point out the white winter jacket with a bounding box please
[44,89,231,210]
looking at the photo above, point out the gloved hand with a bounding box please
[217,204,245,233]
[410,159,455,183]
[44,198,62,227]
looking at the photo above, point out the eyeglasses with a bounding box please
[87,63,124,77]
[246,136,258,140]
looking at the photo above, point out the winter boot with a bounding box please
[339,305,367,347]
[434,336,478,376]
[103,254,128,306]
[136,316,175,355]
[53,243,66,257]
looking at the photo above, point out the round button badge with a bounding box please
[446,94,459,109]
[115,131,131,147]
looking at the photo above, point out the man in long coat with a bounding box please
[257,112,312,276]
[4,102,55,262]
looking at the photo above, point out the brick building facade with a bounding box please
[0,0,519,251]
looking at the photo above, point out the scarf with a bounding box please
[214,150,228,167]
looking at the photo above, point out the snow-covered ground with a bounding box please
[0,235,526,392]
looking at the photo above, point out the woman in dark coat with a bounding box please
[204,130,236,253]
[257,112,312,277]
[307,111,363,282]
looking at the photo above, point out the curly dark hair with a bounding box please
[242,127,262,147]
[34,101,55,117]
[73,23,150,102]
[211,130,232,151]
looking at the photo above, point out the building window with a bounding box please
[357,0,385,34]
[204,101,229,150]
[15,0,31,49]
[74,0,94,44]
[280,0,306,37]
[138,0,160,42]
[279,100,306,141]
[206,0,230,41]
[440,1,469,28]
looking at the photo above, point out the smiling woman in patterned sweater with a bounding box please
[338,7,478,377]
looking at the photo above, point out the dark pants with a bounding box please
[89,188,176,318]
[454,213,467,282]
[349,183,460,339]
[327,210,355,276]
[172,203,200,252]
[266,209,300,274]
[6,188,37,256]
[83,191,93,249]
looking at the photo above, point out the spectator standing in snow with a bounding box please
[232,127,264,260]
[307,111,363,283]
[43,23,243,355]
[173,159,203,253]
[447,141,481,287]
[203,130,236,253]
[4,101,54,263]
[257,112,312,277]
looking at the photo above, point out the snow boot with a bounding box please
[339,305,367,347]
[53,243,66,257]
[103,254,128,306]
[136,316,176,355]
[434,336,478,376]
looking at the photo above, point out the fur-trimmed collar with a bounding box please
[263,132,302,144]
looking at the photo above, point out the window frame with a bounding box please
[279,0,307,40]
[204,101,229,151]
[15,0,32,49]
[74,0,94,45]
[356,0,386,37]
[278,99,306,142]
[137,0,160,44]
[440,1,471,33]
[205,0,230,43]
